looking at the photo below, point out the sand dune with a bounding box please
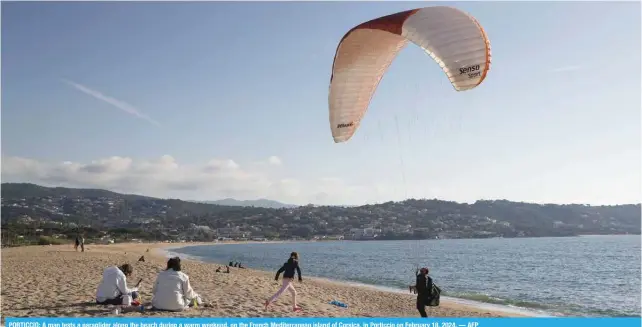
[1,243,519,318]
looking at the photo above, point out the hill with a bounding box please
[1,183,640,245]
[198,198,297,209]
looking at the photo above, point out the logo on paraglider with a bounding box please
[459,64,481,79]
[337,122,354,129]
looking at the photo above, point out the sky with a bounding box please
[1,1,640,206]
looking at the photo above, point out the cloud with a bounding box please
[253,156,283,167]
[62,79,161,127]
[549,65,582,73]
[1,155,381,205]
[267,156,282,166]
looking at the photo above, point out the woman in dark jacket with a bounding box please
[264,252,303,312]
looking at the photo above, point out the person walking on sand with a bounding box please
[74,235,80,251]
[265,252,303,312]
[414,267,433,317]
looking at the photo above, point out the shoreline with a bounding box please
[0,242,527,318]
[158,242,551,318]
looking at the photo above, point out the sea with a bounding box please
[166,235,641,317]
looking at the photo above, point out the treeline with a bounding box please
[0,222,170,247]
[1,183,640,245]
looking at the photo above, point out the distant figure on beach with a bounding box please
[216,266,222,273]
[138,255,145,262]
[264,251,302,312]
[238,263,245,269]
[96,264,140,305]
[74,235,80,251]
[413,267,433,317]
[233,262,239,267]
[226,266,230,273]
[228,261,233,267]
[152,257,202,311]
[80,235,85,252]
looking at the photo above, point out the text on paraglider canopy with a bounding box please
[459,65,481,79]
[337,122,354,129]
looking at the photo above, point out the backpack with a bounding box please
[427,284,441,306]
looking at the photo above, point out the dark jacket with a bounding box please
[416,273,433,297]
[275,258,302,281]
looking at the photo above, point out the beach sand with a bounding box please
[1,243,521,318]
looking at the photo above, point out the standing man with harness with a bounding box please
[413,267,434,317]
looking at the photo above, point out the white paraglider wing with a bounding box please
[328,6,492,143]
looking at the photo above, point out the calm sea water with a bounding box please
[169,235,640,317]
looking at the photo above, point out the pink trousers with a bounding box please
[268,277,297,307]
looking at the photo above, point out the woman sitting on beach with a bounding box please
[264,252,303,312]
[96,264,140,305]
[152,257,202,311]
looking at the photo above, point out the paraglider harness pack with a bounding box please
[409,277,442,306]
[427,284,441,307]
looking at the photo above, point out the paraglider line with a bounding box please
[394,116,408,200]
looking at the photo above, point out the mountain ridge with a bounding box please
[1,182,640,243]
[196,198,298,209]
[2,182,640,207]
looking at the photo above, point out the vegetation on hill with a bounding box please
[1,183,639,246]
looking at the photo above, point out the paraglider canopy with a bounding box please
[328,6,492,143]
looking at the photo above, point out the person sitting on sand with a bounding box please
[413,267,433,318]
[265,251,302,312]
[96,264,140,305]
[152,257,201,311]
[225,266,230,273]
[216,266,222,273]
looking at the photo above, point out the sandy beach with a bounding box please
[1,242,522,318]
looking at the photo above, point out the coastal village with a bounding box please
[1,183,639,246]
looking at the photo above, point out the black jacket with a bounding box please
[416,273,433,296]
[275,258,302,281]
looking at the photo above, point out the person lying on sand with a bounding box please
[215,266,230,273]
[96,264,141,306]
[152,257,202,311]
[265,251,303,312]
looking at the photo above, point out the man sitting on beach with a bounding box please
[152,257,202,311]
[96,264,141,305]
